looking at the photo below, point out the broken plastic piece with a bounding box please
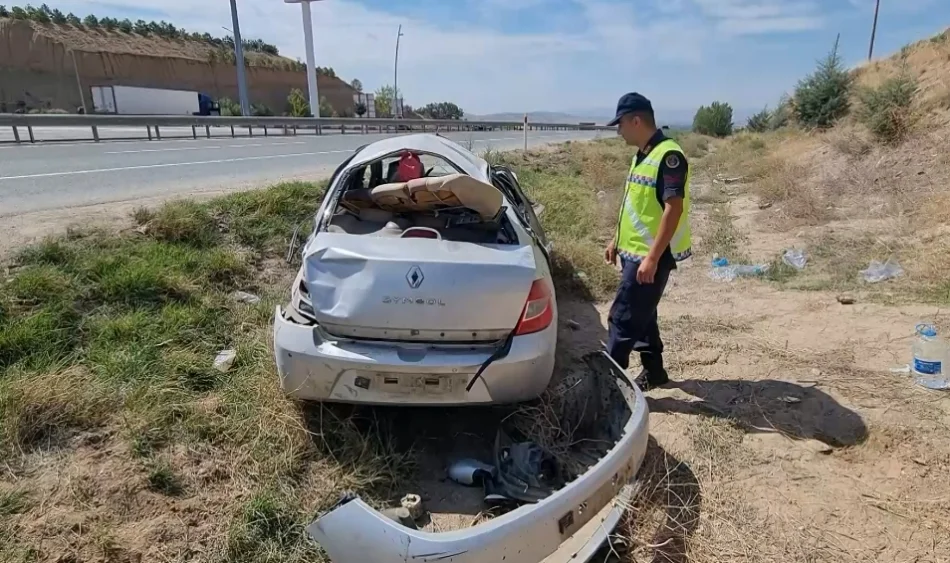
[448,458,497,486]
[400,494,423,520]
[231,290,261,304]
[380,507,418,529]
[213,349,237,373]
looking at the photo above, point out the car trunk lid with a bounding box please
[303,233,537,342]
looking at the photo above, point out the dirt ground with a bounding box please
[601,184,950,562]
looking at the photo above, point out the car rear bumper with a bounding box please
[272,306,556,405]
[305,351,650,562]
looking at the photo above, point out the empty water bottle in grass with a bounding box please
[912,324,948,390]
[782,249,807,270]
[860,258,904,284]
[709,256,769,283]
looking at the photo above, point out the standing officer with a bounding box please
[604,92,692,391]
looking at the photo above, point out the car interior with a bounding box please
[325,152,519,245]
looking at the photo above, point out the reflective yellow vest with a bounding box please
[615,138,692,261]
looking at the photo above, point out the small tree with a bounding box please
[319,95,336,118]
[355,102,367,117]
[856,70,919,144]
[769,94,792,130]
[101,17,116,31]
[118,19,133,33]
[746,107,771,132]
[0,6,9,17]
[374,84,399,118]
[287,88,311,117]
[50,8,66,23]
[793,37,852,128]
[66,12,81,25]
[11,6,26,19]
[133,19,149,34]
[692,101,734,137]
[350,79,363,92]
[418,101,464,120]
[31,6,52,23]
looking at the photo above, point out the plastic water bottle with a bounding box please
[912,324,948,390]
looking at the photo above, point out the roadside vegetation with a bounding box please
[690,28,950,304]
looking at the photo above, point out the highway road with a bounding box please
[0,129,609,216]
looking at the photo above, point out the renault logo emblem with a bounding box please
[406,265,424,289]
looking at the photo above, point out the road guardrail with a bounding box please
[0,113,613,144]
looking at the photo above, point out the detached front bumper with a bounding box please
[305,351,650,563]
[273,306,557,406]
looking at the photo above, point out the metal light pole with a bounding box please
[228,0,251,116]
[285,0,322,117]
[868,0,881,61]
[394,24,404,118]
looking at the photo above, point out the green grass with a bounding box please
[501,138,633,300]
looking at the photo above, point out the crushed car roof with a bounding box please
[348,134,490,180]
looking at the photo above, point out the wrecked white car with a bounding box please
[306,351,650,562]
[274,134,558,406]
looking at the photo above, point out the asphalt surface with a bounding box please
[0,129,609,216]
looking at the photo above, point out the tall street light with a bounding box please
[228,0,251,117]
[394,24,404,118]
[285,0,322,117]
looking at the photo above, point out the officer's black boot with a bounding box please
[634,352,669,391]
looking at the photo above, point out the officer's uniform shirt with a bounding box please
[628,128,689,271]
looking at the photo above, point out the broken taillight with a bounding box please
[513,279,553,336]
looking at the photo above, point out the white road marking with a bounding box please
[104,141,309,154]
[0,149,356,181]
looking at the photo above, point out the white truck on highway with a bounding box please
[90,85,220,116]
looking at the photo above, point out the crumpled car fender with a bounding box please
[306,351,649,563]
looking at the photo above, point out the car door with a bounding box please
[490,165,550,251]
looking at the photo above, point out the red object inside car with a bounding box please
[396,151,424,181]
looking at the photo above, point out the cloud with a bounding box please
[691,0,825,34]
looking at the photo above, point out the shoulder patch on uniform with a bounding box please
[665,153,681,168]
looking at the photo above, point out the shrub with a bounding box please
[10,6,26,19]
[251,102,274,117]
[66,12,80,25]
[0,6,9,17]
[692,101,734,137]
[319,96,336,118]
[50,8,65,23]
[793,38,852,128]
[118,18,133,33]
[769,94,792,130]
[218,97,241,117]
[856,71,919,144]
[286,88,310,117]
[746,107,772,132]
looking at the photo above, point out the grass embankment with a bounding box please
[1,138,658,561]
[0,183,406,561]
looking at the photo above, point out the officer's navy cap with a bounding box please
[607,92,654,126]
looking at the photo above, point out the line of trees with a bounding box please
[0,4,279,56]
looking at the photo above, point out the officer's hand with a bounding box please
[636,256,658,284]
[604,241,617,266]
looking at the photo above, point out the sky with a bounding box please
[44,0,950,120]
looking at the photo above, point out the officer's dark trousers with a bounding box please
[606,256,672,379]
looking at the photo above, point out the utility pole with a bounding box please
[868,0,881,61]
[228,0,251,117]
[394,24,404,118]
